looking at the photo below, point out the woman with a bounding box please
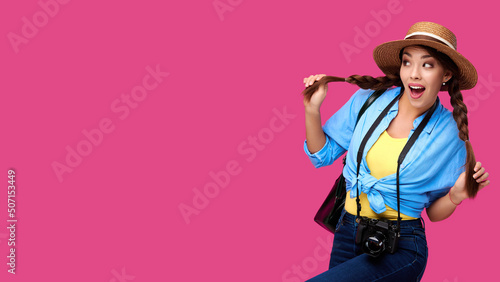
[302,22,490,281]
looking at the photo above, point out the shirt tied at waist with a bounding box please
[348,172,387,214]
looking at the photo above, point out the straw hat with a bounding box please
[373,21,477,90]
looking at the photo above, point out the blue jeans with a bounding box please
[306,209,428,281]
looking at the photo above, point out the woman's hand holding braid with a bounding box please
[303,74,328,111]
[450,161,491,204]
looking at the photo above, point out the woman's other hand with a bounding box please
[451,161,490,204]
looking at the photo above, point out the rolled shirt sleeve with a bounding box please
[303,135,341,168]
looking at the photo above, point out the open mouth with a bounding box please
[409,85,425,99]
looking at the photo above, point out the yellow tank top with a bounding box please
[345,130,418,220]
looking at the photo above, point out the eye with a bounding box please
[423,63,433,68]
[402,60,410,66]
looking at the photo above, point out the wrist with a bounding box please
[304,106,321,115]
[449,186,466,205]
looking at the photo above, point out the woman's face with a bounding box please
[399,46,452,113]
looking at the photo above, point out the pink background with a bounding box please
[1,0,498,281]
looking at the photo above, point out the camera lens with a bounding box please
[363,233,386,256]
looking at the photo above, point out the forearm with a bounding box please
[305,107,326,154]
[426,187,466,222]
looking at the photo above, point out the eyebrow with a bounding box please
[403,52,433,59]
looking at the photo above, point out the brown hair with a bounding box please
[302,45,479,198]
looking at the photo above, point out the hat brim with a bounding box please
[373,39,478,90]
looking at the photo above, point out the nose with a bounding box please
[409,65,421,80]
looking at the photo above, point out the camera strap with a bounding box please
[355,88,438,234]
[341,88,386,166]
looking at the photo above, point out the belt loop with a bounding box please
[420,217,425,229]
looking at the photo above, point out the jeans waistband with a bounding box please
[343,210,425,229]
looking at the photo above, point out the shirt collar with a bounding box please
[376,87,442,135]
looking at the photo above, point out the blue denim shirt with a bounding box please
[304,87,466,218]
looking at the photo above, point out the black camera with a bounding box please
[355,217,399,257]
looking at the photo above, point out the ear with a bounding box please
[443,70,453,83]
[440,71,453,92]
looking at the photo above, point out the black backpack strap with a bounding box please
[356,89,386,126]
